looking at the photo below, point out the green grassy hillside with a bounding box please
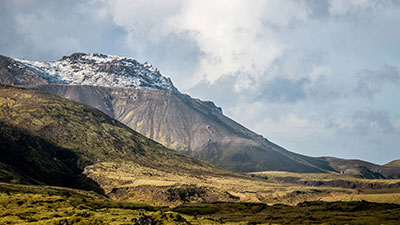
[0,120,102,193]
[385,160,400,168]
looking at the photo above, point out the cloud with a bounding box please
[257,77,309,103]
[169,0,308,84]
[331,109,399,135]
[303,0,397,20]
[124,29,205,88]
[189,71,310,106]
[0,0,128,60]
[97,0,205,87]
[353,65,400,99]
[189,63,400,113]
[304,0,331,19]
[106,0,305,85]
[189,74,241,108]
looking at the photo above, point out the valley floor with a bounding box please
[1,182,400,225]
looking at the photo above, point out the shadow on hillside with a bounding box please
[0,120,104,195]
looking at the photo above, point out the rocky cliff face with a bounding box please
[0,55,48,86]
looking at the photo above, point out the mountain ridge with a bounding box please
[12,53,178,92]
[384,160,400,168]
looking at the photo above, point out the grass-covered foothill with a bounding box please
[386,160,400,168]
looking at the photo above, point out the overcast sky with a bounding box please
[1,0,399,164]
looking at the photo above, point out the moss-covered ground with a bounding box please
[1,183,399,225]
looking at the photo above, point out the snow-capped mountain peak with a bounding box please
[14,53,178,92]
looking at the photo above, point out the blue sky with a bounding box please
[1,0,399,164]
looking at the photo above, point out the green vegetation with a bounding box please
[1,182,399,225]
[0,120,103,193]
[249,171,400,205]
[0,182,184,224]
[250,171,400,183]
[174,201,400,224]
[249,171,400,188]
[386,160,400,168]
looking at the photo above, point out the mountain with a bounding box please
[385,160,400,168]
[0,85,254,205]
[1,53,400,178]
[13,52,178,92]
[6,85,379,207]
[323,157,400,179]
[0,54,48,85]
[27,84,334,173]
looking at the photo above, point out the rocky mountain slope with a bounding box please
[0,54,48,85]
[1,53,399,178]
[28,84,334,173]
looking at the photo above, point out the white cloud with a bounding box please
[169,0,307,85]
[109,0,183,44]
[330,0,384,16]
[353,65,400,98]
[309,65,331,82]
[106,0,310,86]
